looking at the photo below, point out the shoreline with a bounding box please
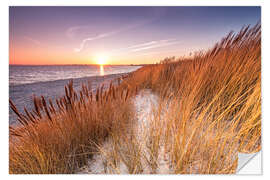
[9,71,135,125]
[9,72,129,87]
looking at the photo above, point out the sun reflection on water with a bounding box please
[100,65,104,76]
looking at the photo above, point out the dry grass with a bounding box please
[102,23,261,174]
[9,80,136,174]
[9,24,261,174]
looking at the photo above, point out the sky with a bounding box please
[9,6,260,65]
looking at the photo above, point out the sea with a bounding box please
[9,65,141,125]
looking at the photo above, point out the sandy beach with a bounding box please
[9,72,129,125]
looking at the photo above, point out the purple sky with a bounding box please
[9,6,260,65]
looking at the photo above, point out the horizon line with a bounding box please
[9,63,152,66]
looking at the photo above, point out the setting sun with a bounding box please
[95,54,108,65]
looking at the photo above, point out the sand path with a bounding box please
[77,90,259,174]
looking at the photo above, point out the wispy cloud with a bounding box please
[72,22,150,53]
[23,36,41,45]
[110,41,158,53]
[109,39,180,55]
[74,31,117,52]
[66,26,82,39]
[131,39,180,52]
[70,11,167,53]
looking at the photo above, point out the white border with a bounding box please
[1,0,269,180]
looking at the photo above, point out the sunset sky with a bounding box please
[9,6,260,65]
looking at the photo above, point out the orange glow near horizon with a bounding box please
[94,54,109,65]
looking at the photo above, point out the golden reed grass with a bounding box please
[9,23,261,174]
[103,23,261,174]
[9,80,137,174]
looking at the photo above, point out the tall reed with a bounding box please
[9,80,136,174]
[107,23,261,174]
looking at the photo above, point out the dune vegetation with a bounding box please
[9,24,261,174]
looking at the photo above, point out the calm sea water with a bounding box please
[9,65,141,125]
[9,65,140,86]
